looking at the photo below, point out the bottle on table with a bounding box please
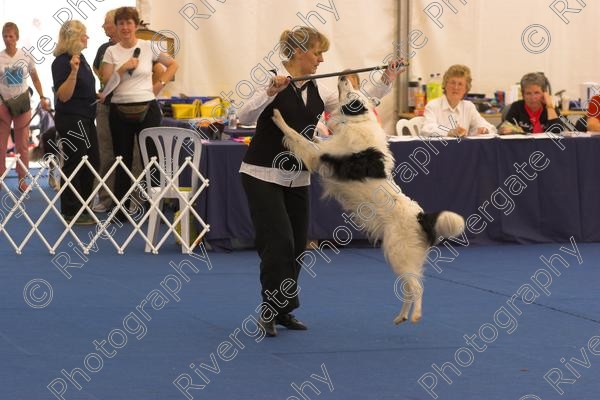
[433,73,443,99]
[426,73,436,104]
[408,80,419,112]
[414,79,426,116]
[226,102,238,129]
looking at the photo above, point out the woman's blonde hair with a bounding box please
[442,64,472,93]
[105,9,117,25]
[278,26,329,60]
[54,20,87,56]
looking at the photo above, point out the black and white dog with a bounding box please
[272,76,465,324]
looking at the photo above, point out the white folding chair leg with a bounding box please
[180,206,190,254]
[145,196,163,253]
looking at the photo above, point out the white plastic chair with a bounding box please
[139,127,203,253]
[395,116,424,136]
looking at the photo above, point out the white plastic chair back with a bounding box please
[395,116,424,136]
[139,127,203,253]
[139,127,203,194]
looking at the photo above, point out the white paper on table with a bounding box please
[429,136,459,141]
[562,131,592,138]
[498,134,532,140]
[387,135,419,142]
[532,133,562,139]
[387,135,460,142]
[465,133,499,139]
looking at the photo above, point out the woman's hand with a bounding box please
[118,57,139,75]
[267,76,291,97]
[381,58,407,85]
[476,127,489,135]
[542,91,555,109]
[40,97,52,111]
[448,126,467,137]
[543,91,559,119]
[70,54,80,73]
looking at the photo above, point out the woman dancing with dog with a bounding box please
[237,26,404,337]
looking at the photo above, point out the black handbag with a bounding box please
[1,91,31,117]
[115,102,151,123]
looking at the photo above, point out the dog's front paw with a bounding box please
[393,315,408,325]
[272,109,284,127]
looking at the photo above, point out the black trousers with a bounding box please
[54,113,99,217]
[109,100,161,207]
[241,173,309,316]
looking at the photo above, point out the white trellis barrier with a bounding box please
[0,154,210,255]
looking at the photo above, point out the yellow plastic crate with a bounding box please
[171,100,201,119]
[200,98,225,118]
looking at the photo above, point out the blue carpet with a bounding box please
[1,231,599,399]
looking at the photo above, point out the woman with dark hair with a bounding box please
[500,72,563,134]
[51,20,99,224]
[237,26,403,336]
[0,22,51,192]
[100,7,178,219]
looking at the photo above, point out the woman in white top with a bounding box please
[421,64,496,138]
[0,22,51,192]
[100,7,178,219]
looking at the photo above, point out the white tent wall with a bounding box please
[408,0,600,106]
[139,0,399,133]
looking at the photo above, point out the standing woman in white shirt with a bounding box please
[100,7,178,219]
[0,22,51,192]
[421,64,496,138]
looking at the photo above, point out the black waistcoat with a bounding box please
[243,81,324,171]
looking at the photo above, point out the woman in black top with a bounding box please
[238,26,403,336]
[500,72,563,134]
[51,20,99,225]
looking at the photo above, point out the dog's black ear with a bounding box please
[341,99,368,116]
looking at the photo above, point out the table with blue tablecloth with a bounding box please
[196,136,600,249]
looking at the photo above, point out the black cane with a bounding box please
[288,63,409,83]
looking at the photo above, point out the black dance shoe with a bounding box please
[259,318,277,337]
[276,314,308,330]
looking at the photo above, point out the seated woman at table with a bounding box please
[499,72,563,134]
[421,64,496,138]
[585,94,600,132]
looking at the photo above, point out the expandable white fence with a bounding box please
[0,154,210,255]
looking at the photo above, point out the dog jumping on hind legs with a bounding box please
[271,76,465,324]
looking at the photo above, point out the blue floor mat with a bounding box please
[1,240,599,399]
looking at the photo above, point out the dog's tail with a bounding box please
[417,211,465,245]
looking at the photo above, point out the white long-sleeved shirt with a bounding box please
[238,66,392,187]
[421,96,497,137]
